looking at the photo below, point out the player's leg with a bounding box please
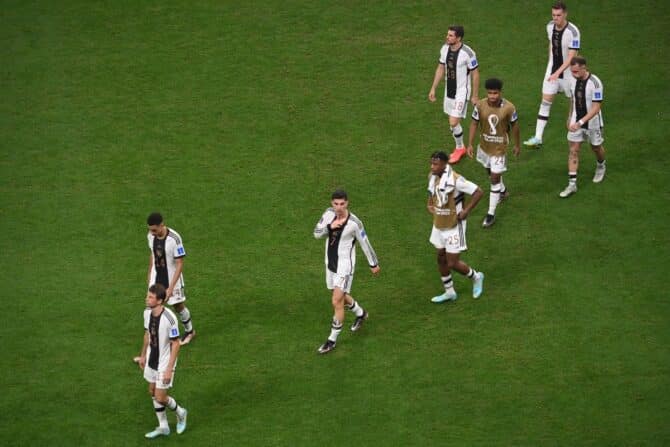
[525,89,556,146]
[590,129,607,183]
[171,299,195,345]
[145,381,171,438]
[345,293,368,332]
[432,248,457,303]
[560,140,581,197]
[446,252,484,299]
[163,390,188,435]
[318,286,346,354]
[448,114,467,163]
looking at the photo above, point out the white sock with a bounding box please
[441,274,455,294]
[347,299,364,317]
[153,398,169,429]
[167,396,185,416]
[451,124,464,148]
[178,307,193,333]
[535,100,552,139]
[569,172,577,185]
[328,317,343,342]
[488,183,501,216]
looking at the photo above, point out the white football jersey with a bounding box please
[439,43,478,100]
[545,21,580,79]
[144,307,179,371]
[569,74,604,129]
[313,209,378,275]
[148,228,186,289]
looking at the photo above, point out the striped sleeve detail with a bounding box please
[167,229,182,245]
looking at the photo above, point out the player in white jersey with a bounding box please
[138,284,188,438]
[133,213,195,363]
[559,56,607,197]
[426,151,485,303]
[429,25,480,164]
[524,2,581,147]
[313,189,380,354]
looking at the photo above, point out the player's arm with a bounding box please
[550,48,578,81]
[147,254,154,287]
[428,63,445,102]
[467,110,479,158]
[427,194,435,215]
[457,178,483,221]
[511,114,521,157]
[355,224,380,276]
[167,257,184,298]
[569,101,601,132]
[163,337,181,383]
[470,67,480,105]
[313,209,335,239]
[139,329,149,369]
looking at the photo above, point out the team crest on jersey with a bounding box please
[171,328,178,337]
[177,247,185,255]
[594,92,602,100]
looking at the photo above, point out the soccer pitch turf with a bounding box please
[1,1,669,445]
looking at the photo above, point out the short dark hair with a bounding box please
[448,25,464,39]
[570,56,587,66]
[431,151,449,162]
[149,283,167,301]
[552,1,567,11]
[147,212,163,226]
[331,189,348,201]
[485,78,503,90]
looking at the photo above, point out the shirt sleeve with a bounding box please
[143,309,150,331]
[438,44,448,64]
[569,26,580,50]
[168,314,180,340]
[173,239,186,258]
[510,106,518,123]
[455,176,479,195]
[354,223,379,268]
[313,208,335,239]
[591,81,603,102]
[471,104,480,121]
[468,50,478,71]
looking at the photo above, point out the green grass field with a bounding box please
[2,1,669,445]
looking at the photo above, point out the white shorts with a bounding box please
[443,95,468,119]
[326,269,353,294]
[430,223,467,253]
[567,127,604,146]
[542,77,571,98]
[476,146,507,174]
[166,287,186,305]
[144,365,176,390]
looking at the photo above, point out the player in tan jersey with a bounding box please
[467,78,520,228]
[427,151,485,303]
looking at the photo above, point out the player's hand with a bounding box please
[548,73,559,82]
[428,89,436,102]
[466,145,474,158]
[163,370,173,384]
[513,146,521,157]
[470,96,478,106]
[370,265,381,276]
[166,286,174,298]
[427,205,435,215]
[568,121,580,132]
[457,210,469,221]
[139,356,146,369]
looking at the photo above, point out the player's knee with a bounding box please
[437,250,447,265]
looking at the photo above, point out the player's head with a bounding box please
[331,189,349,215]
[485,78,503,103]
[551,2,568,24]
[430,151,449,175]
[147,212,166,237]
[446,25,464,44]
[147,283,167,307]
[570,56,588,78]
